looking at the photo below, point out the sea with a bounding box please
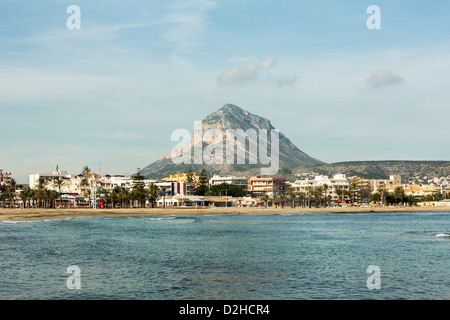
[0,211,449,300]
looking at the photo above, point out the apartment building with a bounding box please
[0,169,12,186]
[247,176,287,197]
[209,175,248,192]
[290,174,350,201]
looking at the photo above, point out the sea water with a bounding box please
[0,211,449,300]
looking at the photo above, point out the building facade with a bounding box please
[209,175,248,192]
[290,174,350,202]
[370,175,402,191]
[247,176,287,197]
[0,169,12,186]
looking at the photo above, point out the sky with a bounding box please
[1,0,450,183]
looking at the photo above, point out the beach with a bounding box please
[1,205,449,222]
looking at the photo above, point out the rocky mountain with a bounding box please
[140,104,324,179]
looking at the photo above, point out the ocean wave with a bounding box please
[436,233,450,238]
[1,220,40,224]
[146,216,177,221]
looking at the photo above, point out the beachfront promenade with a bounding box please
[1,205,449,222]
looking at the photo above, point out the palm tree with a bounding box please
[111,186,121,209]
[34,177,47,208]
[85,189,91,208]
[1,189,11,208]
[54,178,65,208]
[377,187,389,206]
[21,187,34,209]
[46,189,58,208]
[322,184,329,207]
[7,178,17,208]
[260,194,270,208]
[315,186,323,207]
[148,183,159,208]
[306,185,313,208]
[80,178,88,196]
[279,194,287,208]
[272,195,280,208]
[288,192,297,208]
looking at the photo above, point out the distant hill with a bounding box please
[294,161,450,181]
[140,104,324,179]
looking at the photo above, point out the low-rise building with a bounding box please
[209,175,248,192]
[0,169,12,186]
[247,176,287,197]
[290,174,350,202]
[162,172,198,183]
[370,175,402,191]
[387,184,440,197]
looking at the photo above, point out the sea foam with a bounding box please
[436,233,450,238]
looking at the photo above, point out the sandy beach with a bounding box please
[0,205,449,221]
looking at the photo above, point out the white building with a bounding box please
[290,174,350,201]
[209,175,248,191]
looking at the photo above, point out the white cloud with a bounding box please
[367,70,405,88]
[217,57,276,85]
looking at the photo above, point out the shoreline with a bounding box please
[1,206,449,222]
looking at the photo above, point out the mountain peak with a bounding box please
[204,104,270,131]
[219,103,245,113]
[141,103,325,178]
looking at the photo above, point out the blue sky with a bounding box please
[1,0,450,183]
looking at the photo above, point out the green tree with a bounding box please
[186,169,195,183]
[315,186,323,207]
[132,168,145,188]
[130,168,147,208]
[7,178,17,208]
[1,189,12,208]
[20,186,34,208]
[46,189,58,208]
[322,184,329,207]
[111,186,122,209]
[306,185,313,208]
[195,169,209,196]
[147,183,159,208]
[80,178,89,196]
[54,178,65,208]
[209,183,246,197]
[35,177,47,208]
[117,187,130,208]
[81,165,91,175]
[260,194,270,208]
[393,187,406,205]
[377,187,389,206]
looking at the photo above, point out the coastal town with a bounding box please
[1,166,449,210]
